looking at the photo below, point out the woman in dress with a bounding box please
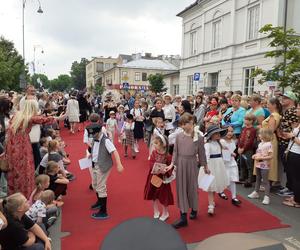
[246,94,265,128]
[193,95,206,131]
[6,100,57,198]
[261,97,282,182]
[66,94,80,134]
[130,100,144,152]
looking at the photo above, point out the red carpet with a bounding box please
[60,128,289,250]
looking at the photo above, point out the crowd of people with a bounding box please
[0,85,299,249]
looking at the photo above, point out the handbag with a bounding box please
[0,155,9,172]
[150,175,163,188]
[284,130,300,161]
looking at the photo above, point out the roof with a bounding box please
[177,0,202,17]
[163,71,180,78]
[119,54,133,62]
[120,59,178,71]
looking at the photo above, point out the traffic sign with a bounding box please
[194,73,200,81]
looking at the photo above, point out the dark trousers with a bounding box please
[31,143,41,170]
[287,152,300,203]
[279,144,293,190]
[240,150,254,182]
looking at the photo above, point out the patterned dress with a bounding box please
[6,115,55,198]
[144,150,174,206]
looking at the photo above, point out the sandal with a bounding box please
[282,200,300,208]
[218,192,228,200]
[284,196,294,202]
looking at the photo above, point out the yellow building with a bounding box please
[102,57,178,93]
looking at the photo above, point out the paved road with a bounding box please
[50,185,300,250]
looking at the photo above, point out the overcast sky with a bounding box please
[0,0,192,79]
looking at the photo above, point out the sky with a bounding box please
[0,0,193,79]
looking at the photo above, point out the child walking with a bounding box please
[220,126,241,206]
[144,135,175,221]
[248,128,274,205]
[121,114,136,159]
[89,124,124,219]
[106,111,118,142]
[166,113,208,228]
[203,125,230,215]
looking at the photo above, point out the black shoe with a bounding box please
[133,156,136,159]
[91,194,101,210]
[172,213,188,229]
[232,198,242,206]
[189,210,197,220]
[244,182,252,188]
[218,192,228,200]
[89,184,93,190]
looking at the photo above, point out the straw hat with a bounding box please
[204,125,228,140]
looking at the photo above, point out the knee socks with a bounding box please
[230,181,237,199]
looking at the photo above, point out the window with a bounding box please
[142,73,147,81]
[105,63,112,70]
[173,85,179,95]
[122,71,128,80]
[212,20,221,49]
[135,72,141,81]
[190,31,197,56]
[248,5,260,40]
[187,76,194,95]
[96,62,103,72]
[244,67,255,95]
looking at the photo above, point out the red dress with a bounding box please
[6,115,55,198]
[144,150,174,206]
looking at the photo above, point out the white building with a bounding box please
[177,0,300,96]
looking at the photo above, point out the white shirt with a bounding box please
[130,108,144,121]
[106,118,117,130]
[168,127,183,145]
[289,126,300,154]
[26,200,46,222]
[92,134,116,163]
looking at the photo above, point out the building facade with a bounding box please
[177,0,300,96]
[102,58,178,93]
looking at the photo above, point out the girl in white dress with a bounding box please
[220,126,241,206]
[66,95,80,134]
[203,125,230,215]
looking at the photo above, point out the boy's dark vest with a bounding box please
[92,135,113,173]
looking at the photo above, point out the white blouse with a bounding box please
[289,126,300,154]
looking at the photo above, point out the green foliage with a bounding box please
[94,84,104,95]
[31,73,50,89]
[49,74,72,92]
[70,58,89,90]
[147,73,167,94]
[252,24,300,98]
[0,36,28,91]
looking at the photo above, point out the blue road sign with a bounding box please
[194,73,200,81]
[123,82,129,89]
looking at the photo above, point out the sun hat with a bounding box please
[163,94,173,100]
[204,124,228,140]
[280,91,298,102]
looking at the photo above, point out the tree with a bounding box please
[252,24,300,99]
[70,58,89,90]
[0,36,28,91]
[49,74,72,92]
[148,73,167,94]
[31,73,50,90]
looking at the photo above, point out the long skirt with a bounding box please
[134,121,144,139]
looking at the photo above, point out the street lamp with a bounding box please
[20,0,43,88]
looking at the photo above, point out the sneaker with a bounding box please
[91,201,101,210]
[276,187,289,195]
[248,191,259,199]
[47,216,57,227]
[159,212,169,221]
[91,212,109,220]
[262,196,270,205]
[208,205,215,216]
[153,212,160,219]
[277,190,294,197]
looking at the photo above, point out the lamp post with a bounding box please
[21,0,43,89]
